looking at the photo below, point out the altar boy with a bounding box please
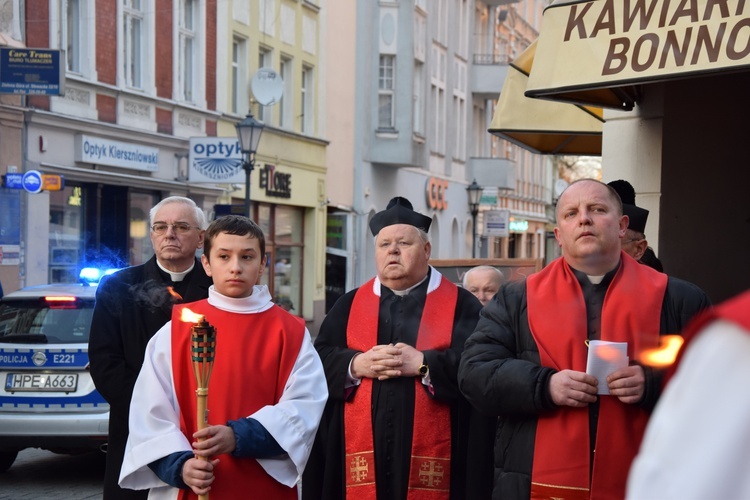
[119,215,327,499]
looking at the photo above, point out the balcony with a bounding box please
[472,54,510,99]
[469,157,516,192]
[482,0,521,6]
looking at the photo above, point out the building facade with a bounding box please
[16,0,223,288]
[3,0,329,331]
[215,0,328,332]
[323,0,552,309]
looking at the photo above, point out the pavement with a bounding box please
[0,448,104,499]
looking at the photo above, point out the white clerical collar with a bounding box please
[587,274,605,285]
[391,274,429,296]
[206,285,275,313]
[156,260,194,282]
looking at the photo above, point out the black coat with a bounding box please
[458,274,710,499]
[88,256,211,499]
[302,271,493,500]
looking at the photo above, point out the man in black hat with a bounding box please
[607,179,663,270]
[303,197,488,500]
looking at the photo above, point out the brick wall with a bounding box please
[97,94,117,123]
[155,0,174,99]
[97,0,117,85]
[205,120,216,136]
[205,0,216,110]
[156,108,173,135]
[26,0,50,110]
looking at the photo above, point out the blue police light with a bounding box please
[79,267,120,285]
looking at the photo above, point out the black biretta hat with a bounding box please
[607,179,649,234]
[369,197,432,236]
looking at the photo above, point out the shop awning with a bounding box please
[489,40,604,155]
[525,0,750,110]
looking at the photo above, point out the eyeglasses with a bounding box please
[623,238,643,244]
[150,222,198,235]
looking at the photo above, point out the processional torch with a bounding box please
[182,308,217,500]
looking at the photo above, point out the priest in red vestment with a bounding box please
[459,179,710,500]
[303,197,490,500]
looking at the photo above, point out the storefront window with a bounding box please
[129,192,157,265]
[272,205,303,314]
[49,185,85,283]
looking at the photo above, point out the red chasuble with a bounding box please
[170,300,304,500]
[344,276,457,499]
[526,254,667,500]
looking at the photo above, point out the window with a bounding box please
[378,55,395,129]
[413,61,424,135]
[258,48,272,122]
[453,59,467,161]
[430,45,446,154]
[232,37,248,115]
[301,65,314,134]
[279,57,293,128]
[253,204,305,316]
[179,0,198,102]
[66,0,81,73]
[123,0,145,89]
[129,192,158,266]
[49,185,85,283]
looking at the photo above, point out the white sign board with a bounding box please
[75,134,159,172]
[188,137,244,183]
[484,210,510,238]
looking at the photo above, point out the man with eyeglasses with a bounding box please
[89,196,212,499]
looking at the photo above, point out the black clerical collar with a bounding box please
[381,269,431,301]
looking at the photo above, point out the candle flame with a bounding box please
[167,286,183,301]
[638,335,684,367]
[180,308,205,324]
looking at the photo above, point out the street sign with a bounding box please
[42,174,64,191]
[0,48,64,95]
[485,210,510,238]
[2,173,23,189]
[22,170,43,194]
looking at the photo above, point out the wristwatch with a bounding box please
[417,363,429,377]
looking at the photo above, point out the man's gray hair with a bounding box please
[373,226,430,245]
[462,265,504,288]
[149,196,207,229]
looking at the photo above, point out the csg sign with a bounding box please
[188,137,244,183]
[425,177,449,211]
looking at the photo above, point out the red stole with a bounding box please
[344,276,457,499]
[526,254,667,500]
[170,300,304,500]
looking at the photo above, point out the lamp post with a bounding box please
[466,179,483,258]
[235,112,265,218]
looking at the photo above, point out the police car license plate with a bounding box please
[4,373,78,392]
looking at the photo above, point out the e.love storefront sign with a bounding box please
[526,0,750,110]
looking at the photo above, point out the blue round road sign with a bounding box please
[22,170,43,194]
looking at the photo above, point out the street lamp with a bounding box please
[235,112,265,218]
[466,179,483,258]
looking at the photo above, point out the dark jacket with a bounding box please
[458,274,710,499]
[88,256,211,499]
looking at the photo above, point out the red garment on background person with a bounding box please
[526,255,667,500]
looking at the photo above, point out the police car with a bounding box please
[0,268,116,472]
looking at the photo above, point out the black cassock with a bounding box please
[303,270,493,500]
[88,256,212,499]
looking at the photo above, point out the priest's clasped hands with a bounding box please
[351,343,424,381]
